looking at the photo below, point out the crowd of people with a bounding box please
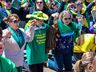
[1,0,96,72]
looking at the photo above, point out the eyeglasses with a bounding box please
[52,3,57,6]
[36,1,43,4]
[76,3,82,6]
[64,18,71,20]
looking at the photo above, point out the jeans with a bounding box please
[29,63,44,72]
[48,57,58,71]
[16,66,22,72]
[54,53,72,72]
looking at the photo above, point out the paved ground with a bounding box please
[22,67,56,72]
[44,67,56,72]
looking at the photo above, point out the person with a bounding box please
[69,0,95,27]
[74,51,96,72]
[5,0,19,16]
[73,33,96,60]
[25,11,49,72]
[0,1,8,29]
[0,27,17,72]
[29,0,65,24]
[52,10,80,72]
[0,0,20,29]
[18,0,30,28]
[90,22,96,34]
[2,14,34,72]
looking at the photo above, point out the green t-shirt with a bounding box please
[0,55,17,72]
[25,24,49,65]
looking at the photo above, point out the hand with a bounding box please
[76,15,84,22]
[67,3,75,10]
[93,23,96,28]
[29,19,37,26]
[51,12,59,21]
[0,42,4,48]
[3,30,11,38]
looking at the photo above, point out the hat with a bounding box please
[26,11,49,20]
[86,0,93,2]
[44,0,48,3]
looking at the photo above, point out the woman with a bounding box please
[74,51,96,72]
[52,10,80,72]
[2,14,34,72]
[0,27,17,72]
[33,0,50,15]
[29,0,65,23]
[25,11,49,72]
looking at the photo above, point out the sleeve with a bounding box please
[9,61,18,72]
[2,29,12,45]
[73,22,80,42]
[1,56,18,72]
[85,2,95,12]
[24,26,36,42]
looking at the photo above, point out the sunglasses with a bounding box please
[64,18,71,20]
[52,3,57,6]
[36,1,43,4]
[10,20,20,23]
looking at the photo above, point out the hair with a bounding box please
[59,10,73,20]
[34,0,49,12]
[3,14,20,24]
[50,1,60,9]
[74,51,95,72]
[75,1,82,6]
[6,0,12,2]
[0,2,2,7]
[0,27,2,35]
[81,51,95,62]
[74,60,84,72]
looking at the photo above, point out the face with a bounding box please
[76,3,82,11]
[66,0,70,2]
[36,20,43,26]
[22,3,29,10]
[36,0,43,10]
[62,13,71,25]
[5,1,12,9]
[8,17,20,30]
[77,0,84,2]
[52,2,59,10]
[49,0,54,2]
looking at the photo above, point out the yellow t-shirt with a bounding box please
[74,34,96,53]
